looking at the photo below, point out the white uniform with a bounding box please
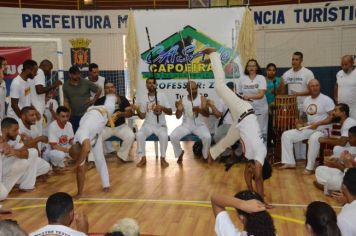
[337,68,356,120]
[43,98,59,133]
[85,76,105,99]
[237,74,268,143]
[0,80,6,120]
[209,52,266,165]
[136,93,170,158]
[338,200,356,236]
[31,68,46,134]
[18,119,51,179]
[283,67,314,159]
[7,135,48,190]
[281,93,335,170]
[215,211,247,236]
[45,120,74,167]
[170,95,212,159]
[0,153,28,200]
[30,224,87,236]
[74,95,116,188]
[7,75,32,120]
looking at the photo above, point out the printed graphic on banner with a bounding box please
[140,25,240,81]
[70,38,91,68]
[0,47,32,79]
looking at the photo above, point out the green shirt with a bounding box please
[63,78,98,116]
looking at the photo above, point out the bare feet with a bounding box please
[202,47,216,54]
[103,187,110,192]
[136,157,146,167]
[207,153,213,164]
[73,194,82,200]
[161,158,169,168]
[177,151,184,164]
[278,164,296,169]
[19,188,35,192]
[87,161,95,170]
[303,169,314,175]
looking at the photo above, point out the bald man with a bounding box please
[335,55,356,120]
[170,81,211,163]
[69,94,116,199]
[280,79,335,174]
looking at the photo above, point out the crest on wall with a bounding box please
[70,38,91,68]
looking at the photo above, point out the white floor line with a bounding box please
[5,197,343,208]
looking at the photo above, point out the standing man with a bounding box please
[95,82,134,163]
[31,60,62,134]
[63,66,101,132]
[280,79,334,174]
[132,78,172,168]
[7,59,38,121]
[280,52,315,160]
[0,56,7,120]
[69,95,116,199]
[170,81,211,163]
[335,55,356,120]
[85,63,105,99]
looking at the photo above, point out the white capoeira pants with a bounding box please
[0,155,28,200]
[281,129,325,170]
[91,133,110,188]
[255,110,268,145]
[44,150,66,167]
[170,123,211,159]
[17,148,51,190]
[136,124,168,158]
[208,52,266,165]
[102,124,135,161]
[315,166,344,191]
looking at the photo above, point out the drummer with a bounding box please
[279,79,334,174]
[279,52,315,161]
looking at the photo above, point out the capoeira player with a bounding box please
[133,78,172,168]
[170,81,211,163]
[203,48,268,202]
[69,94,116,198]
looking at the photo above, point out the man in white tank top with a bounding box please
[170,81,212,163]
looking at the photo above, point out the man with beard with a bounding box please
[7,59,38,121]
[318,103,356,148]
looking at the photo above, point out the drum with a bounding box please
[271,95,298,163]
[273,95,298,133]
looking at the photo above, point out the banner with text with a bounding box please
[134,8,245,109]
[0,47,32,79]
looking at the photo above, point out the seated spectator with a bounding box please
[211,191,275,236]
[85,63,105,99]
[30,192,88,236]
[315,126,356,193]
[44,106,74,169]
[305,201,341,236]
[105,218,140,236]
[337,168,356,235]
[43,91,59,130]
[0,219,27,236]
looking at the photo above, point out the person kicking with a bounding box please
[69,94,116,199]
[203,48,270,204]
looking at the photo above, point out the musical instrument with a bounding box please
[272,95,298,163]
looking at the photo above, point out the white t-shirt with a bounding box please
[0,80,6,120]
[215,211,247,236]
[7,135,24,150]
[31,68,46,114]
[85,76,105,98]
[303,93,335,132]
[237,74,268,113]
[48,120,74,148]
[7,75,32,119]
[18,119,41,138]
[44,98,59,125]
[182,95,206,126]
[338,200,356,236]
[337,68,356,118]
[138,92,170,126]
[341,117,356,137]
[283,67,314,110]
[30,224,87,236]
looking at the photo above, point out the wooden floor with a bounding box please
[1,141,341,236]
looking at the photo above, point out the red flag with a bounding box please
[0,47,32,79]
